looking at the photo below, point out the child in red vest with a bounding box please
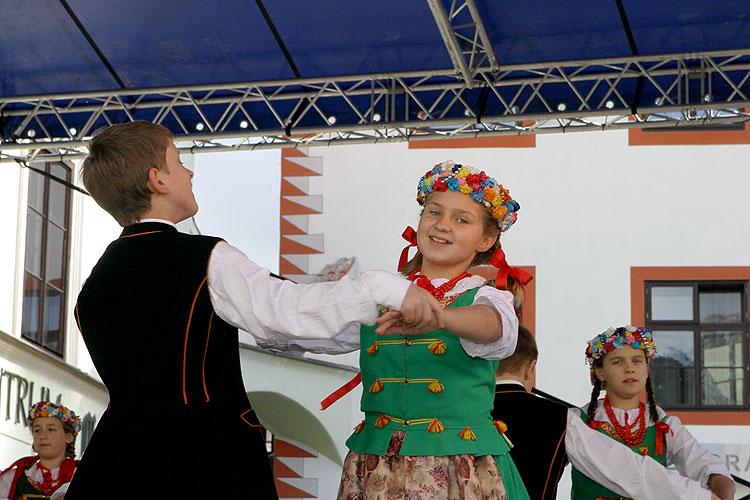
[0,402,80,500]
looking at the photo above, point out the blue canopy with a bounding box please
[1,0,749,148]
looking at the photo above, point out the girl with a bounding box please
[0,401,80,500]
[297,160,532,500]
[571,326,735,500]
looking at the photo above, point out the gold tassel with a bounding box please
[427,418,444,433]
[374,414,391,428]
[369,379,384,393]
[366,342,379,355]
[494,420,514,448]
[353,420,365,434]
[427,380,444,393]
[459,426,477,441]
[493,420,508,433]
[428,340,446,354]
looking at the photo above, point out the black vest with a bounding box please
[69,222,278,499]
[492,383,568,500]
[76,222,246,407]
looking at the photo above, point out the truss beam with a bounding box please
[1,49,750,163]
[426,0,499,87]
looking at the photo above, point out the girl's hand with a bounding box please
[374,309,442,336]
[384,286,444,334]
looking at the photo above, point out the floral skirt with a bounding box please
[337,430,528,500]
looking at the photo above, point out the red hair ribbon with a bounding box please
[654,421,672,455]
[490,247,533,290]
[397,226,418,271]
[320,372,361,410]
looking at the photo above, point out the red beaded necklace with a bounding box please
[406,268,470,300]
[603,396,646,445]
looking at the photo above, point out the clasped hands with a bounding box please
[374,286,444,336]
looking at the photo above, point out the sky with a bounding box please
[186,148,281,273]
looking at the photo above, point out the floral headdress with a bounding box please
[416,160,520,232]
[586,325,657,367]
[27,401,81,436]
[399,160,532,311]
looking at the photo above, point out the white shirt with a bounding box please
[139,219,411,342]
[256,274,519,360]
[567,401,735,500]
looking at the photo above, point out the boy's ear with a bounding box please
[146,167,169,194]
[525,358,537,380]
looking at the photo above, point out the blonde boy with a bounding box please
[67,121,441,499]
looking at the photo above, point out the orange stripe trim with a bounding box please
[183,277,208,404]
[119,230,161,239]
[494,389,528,395]
[240,408,261,427]
[73,303,83,333]
[202,312,214,402]
[541,429,567,500]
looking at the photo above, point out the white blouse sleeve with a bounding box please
[207,242,410,342]
[255,324,361,354]
[459,286,518,360]
[0,468,13,500]
[50,481,70,500]
[565,409,712,500]
[665,414,735,490]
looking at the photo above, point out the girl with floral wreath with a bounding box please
[0,401,80,500]
[270,160,532,500]
[571,326,735,500]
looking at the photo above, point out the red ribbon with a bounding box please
[654,421,671,455]
[397,227,418,271]
[321,372,362,410]
[490,247,533,290]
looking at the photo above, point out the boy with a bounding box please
[66,121,442,499]
[492,326,719,500]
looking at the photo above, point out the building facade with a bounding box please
[1,123,748,498]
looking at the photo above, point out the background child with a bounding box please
[0,401,80,500]
[494,326,722,500]
[66,121,441,499]
[571,326,735,500]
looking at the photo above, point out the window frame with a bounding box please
[631,267,750,424]
[645,279,749,411]
[21,161,72,357]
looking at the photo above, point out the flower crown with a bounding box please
[585,326,657,366]
[416,160,519,232]
[27,401,81,436]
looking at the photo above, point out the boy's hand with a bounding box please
[374,287,444,335]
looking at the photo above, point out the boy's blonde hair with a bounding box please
[81,121,174,226]
[496,325,537,375]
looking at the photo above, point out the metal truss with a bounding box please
[426,0,499,87]
[1,48,750,164]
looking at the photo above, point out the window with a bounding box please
[21,162,72,356]
[645,280,749,410]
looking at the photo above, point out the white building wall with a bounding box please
[305,130,750,407]
[297,129,749,497]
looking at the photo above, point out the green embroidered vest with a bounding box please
[571,408,668,500]
[346,288,510,457]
